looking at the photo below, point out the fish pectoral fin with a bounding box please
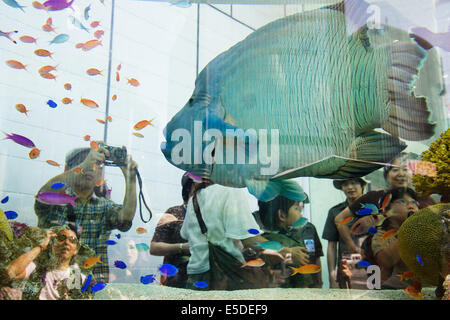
[246,179,307,202]
[271,156,348,180]
[382,41,435,141]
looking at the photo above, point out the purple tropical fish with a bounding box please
[43,0,74,11]
[35,192,78,207]
[1,131,35,148]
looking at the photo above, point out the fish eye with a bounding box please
[188,97,194,106]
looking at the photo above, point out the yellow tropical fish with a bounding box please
[83,255,103,268]
[289,264,321,276]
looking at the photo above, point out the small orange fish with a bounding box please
[15,104,31,116]
[34,49,53,58]
[397,271,414,281]
[405,286,422,300]
[96,119,106,124]
[64,83,72,90]
[380,193,392,212]
[136,227,147,234]
[73,167,84,174]
[127,78,140,87]
[19,35,38,44]
[134,119,154,130]
[90,140,99,150]
[75,42,84,49]
[61,97,73,104]
[32,1,47,10]
[241,259,265,268]
[46,160,60,167]
[132,132,144,138]
[42,24,56,33]
[336,216,354,226]
[83,255,103,268]
[86,68,103,76]
[38,65,57,74]
[83,135,91,141]
[116,64,121,71]
[6,60,27,70]
[106,116,112,122]
[96,179,106,187]
[381,228,398,243]
[82,39,102,51]
[116,71,120,82]
[29,148,41,159]
[46,17,52,26]
[40,72,56,80]
[90,21,101,28]
[92,163,98,170]
[112,94,117,101]
[80,98,99,108]
[94,30,104,39]
[289,264,321,275]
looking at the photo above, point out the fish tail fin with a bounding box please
[69,195,79,208]
[288,266,299,276]
[245,179,307,202]
[0,130,11,141]
[381,41,435,141]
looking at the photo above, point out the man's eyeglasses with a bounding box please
[56,234,78,244]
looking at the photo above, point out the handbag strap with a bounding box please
[192,181,213,235]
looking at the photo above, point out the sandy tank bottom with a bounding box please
[92,283,438,300]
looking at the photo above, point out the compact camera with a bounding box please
[99,144,127,166]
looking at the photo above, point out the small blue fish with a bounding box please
[104,240,117,245]
[194,281,208,289]
[4,211,18,220]
[254,240,283,252]
[356,260,372,268]
[159,264,178,277]
[361,203,379,215]
[140,274,156,284]
[135,243,149,251]
[368,227,378,235]
[416,254,424,267]
[115,233,121,239]
[81,274,92,293]
[171,0,192,8]
[356,208,372,216]
[84,4,91,20]
[289,217,308,230]
[69,16,89,33]
[51,182,65,189]
[2,0,26,12]
[248,228,260,235]
[47,99,57,108]
[1,196,9,203]
[49,33,69,45]
[114,260,127,269]
[90,282,106,293]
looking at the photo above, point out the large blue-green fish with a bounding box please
[161,0,440,201]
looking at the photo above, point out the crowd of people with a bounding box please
[0,146,444,299]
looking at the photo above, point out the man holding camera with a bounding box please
[34,143,138,283]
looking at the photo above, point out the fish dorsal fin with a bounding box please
[323,0,371,35]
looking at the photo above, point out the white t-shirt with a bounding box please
[180,184,261,275]
[25,262,86,300]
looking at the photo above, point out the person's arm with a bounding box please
[150,242,190,256]
[117,154,138,226]
[335,207,361,254]
[6,230,54,280]
[315,256,323,288]
[242,235,310,266]
[327,241,339,288]
[374,239,401,283]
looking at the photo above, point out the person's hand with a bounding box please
[340,259,352,281]
[119,154,138,181]
[80,141,110,170]
[289,246,310,266]
[38,230,56,251]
